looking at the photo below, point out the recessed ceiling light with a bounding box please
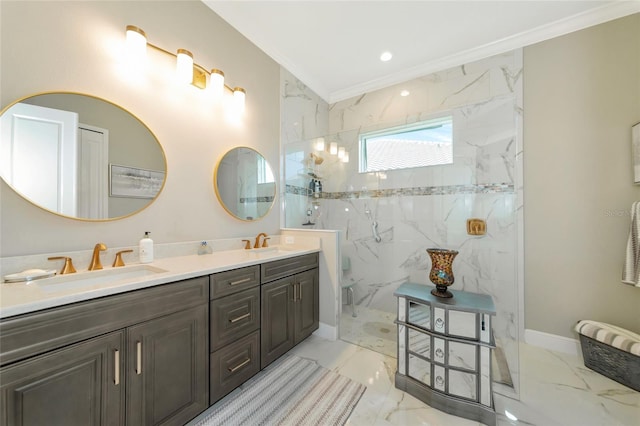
[380,51,392,62]
[400,90,410,97]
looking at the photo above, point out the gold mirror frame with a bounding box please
[214,147,276,221]
[0,91,167,221]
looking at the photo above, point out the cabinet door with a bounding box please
[0,331,124,426]
[126,305,208,426]
[294,268,319,344]
[261,277,295,369]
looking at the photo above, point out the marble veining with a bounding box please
[289,335,640,426]
[282,49,524,397]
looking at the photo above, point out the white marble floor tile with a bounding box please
[292,335,640,426]
[340,306,397,358]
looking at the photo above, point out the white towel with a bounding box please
[622,201,640,287]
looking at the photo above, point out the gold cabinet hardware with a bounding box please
[242,239,251,250]
[112,249,133,267]
[229,312,251,323]
[229,277,251,286]
[88,243,107,271]
[136,341,142,375]
[228,358,251,372]
[114,349,120,385]
[47,256,77,274]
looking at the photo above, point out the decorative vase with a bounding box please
[427,248,458,298]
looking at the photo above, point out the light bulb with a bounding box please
[176,49,193,84]
[125,25,147,67]
[209,69,225,99]
[338,147,345,159]
[315,137,325,152]
[233,87,246,115]
[329,143,338,155]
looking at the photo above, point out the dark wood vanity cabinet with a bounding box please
[260,253,319,369]
[0,331,125,426]
[0,277,209,426]
[0,251,321,425]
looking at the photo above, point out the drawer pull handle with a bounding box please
[136,341,142,375]
[230,312,251,323]
[229,277,251,286]
[228,358,251,372]
[114,349,120,385]
[435,348,444,359]
[435,318,444,329]
[436,376,444,386]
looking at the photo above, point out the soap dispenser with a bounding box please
[198,241,213,255]
[139,231,154,263]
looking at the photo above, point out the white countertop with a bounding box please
[0,246,319,319]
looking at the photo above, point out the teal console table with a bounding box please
[394,283,497,425]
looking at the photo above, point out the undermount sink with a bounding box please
[244,246,295,257]
[35,264,169,292]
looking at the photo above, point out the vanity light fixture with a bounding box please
[124,25,245,111]
[176,49,194,84]
[232,87,246,114]
[315,137,325,152]
[125,26,147,59]
[329,142,338,155]
[341,152,350,163]
[209,69,225,98]
[338,146,345,159]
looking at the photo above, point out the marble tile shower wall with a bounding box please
[281,50,523,396]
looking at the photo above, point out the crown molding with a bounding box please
[328,1,640,104]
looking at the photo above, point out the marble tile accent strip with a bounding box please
[239,196,275,203]
[286,183,514,199]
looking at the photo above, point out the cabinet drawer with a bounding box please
[210,330,260,404]
[210,265,259,299]
[261,253,318,283]
[210,288,260,352]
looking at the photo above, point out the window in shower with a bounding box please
[358,113,453,173]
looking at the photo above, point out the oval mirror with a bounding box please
[214,147,276,221]
[0,92,166,221]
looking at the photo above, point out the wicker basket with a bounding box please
[579,334,640,391]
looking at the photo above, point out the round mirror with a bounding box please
[214,147,276,221]
[0,92,166,220]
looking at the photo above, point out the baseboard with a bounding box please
[313,322,338,341]
[524,329,581,356]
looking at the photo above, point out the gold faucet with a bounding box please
[48,256,77,274]
[112,249,133,267]
[253,233,269,248]
[88,243,107,271]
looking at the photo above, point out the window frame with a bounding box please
[358,113,454,173]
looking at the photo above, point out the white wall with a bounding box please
[0,1,281,257]
[524,13,640,338]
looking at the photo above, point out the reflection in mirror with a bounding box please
[215,147,276,221]
[0,92,166,220]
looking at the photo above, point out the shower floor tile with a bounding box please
[340,306,397,357]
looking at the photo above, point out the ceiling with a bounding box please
[204,1,639,103]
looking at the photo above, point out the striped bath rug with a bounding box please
[190,355,366,426]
